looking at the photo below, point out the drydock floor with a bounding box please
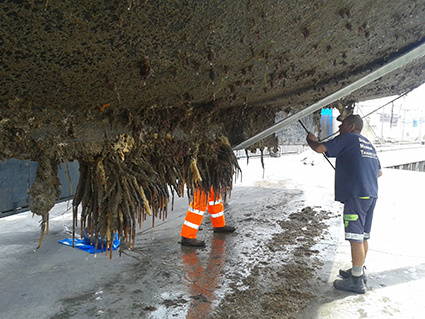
[1,149,424,319]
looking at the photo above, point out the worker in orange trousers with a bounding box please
[180,186,235,247]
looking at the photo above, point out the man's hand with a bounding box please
[306,133,327,153]
[307,132,317,142]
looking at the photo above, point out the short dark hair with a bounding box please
[344,114,363,132]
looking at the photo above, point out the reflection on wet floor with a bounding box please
[3,155,425,319]
[181,235,226,318]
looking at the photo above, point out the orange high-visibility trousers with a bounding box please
[180,186,226,239]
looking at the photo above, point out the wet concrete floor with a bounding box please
[1,150,425,318]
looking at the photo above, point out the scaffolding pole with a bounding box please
[232,42,425,151]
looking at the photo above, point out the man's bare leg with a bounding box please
[334,240,367,293]
[351,241,365,268]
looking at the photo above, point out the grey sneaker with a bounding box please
[334,275,366,294]
[339,266,367,284]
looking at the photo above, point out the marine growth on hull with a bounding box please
[42,134,239,257]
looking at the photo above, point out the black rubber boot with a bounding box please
[180,237,206,247]
[339,266,367,284]
[333,275,366,294]
[213,225,236,233]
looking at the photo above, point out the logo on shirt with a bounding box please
[358,138,378,159]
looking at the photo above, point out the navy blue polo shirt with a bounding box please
[323,132,381,203]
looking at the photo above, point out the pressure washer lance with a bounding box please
[298,120,335,170]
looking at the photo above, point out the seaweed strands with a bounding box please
[185,136,241,201]
[28,158,61,251]
[68,133,240,258]
[72,156,164,257]
[70,133,165,257]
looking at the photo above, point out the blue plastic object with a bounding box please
[83,227,108,248]
[59,232,120,254]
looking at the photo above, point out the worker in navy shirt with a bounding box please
[307,114,382,294]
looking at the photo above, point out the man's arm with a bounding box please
[306,132,327,154]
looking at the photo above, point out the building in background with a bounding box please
[356,93,425,145]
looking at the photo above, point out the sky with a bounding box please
[401,83,425,110]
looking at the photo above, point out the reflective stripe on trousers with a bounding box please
[180,186,226,239]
